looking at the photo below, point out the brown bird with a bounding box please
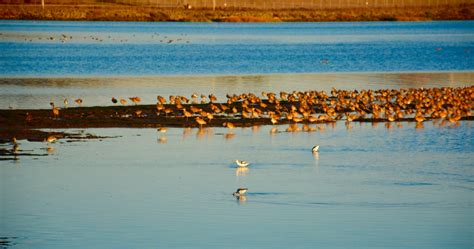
[52,107,60,118]
[195,117,207,128]
[111,97,118,104]
[224,122,235,129]
[75,98,83,105]
[129,97,141,105]
[182,109,193,120]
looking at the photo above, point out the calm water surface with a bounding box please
[1,122,473,248]
[1,72,473,109]
[0,21,473,76]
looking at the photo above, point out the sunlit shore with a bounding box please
[1,4,473,22]
[1,86,472,143]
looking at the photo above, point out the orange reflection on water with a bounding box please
[224,132,236,140]
[235,195,247,204]
[415,122,424,129]
[158,136,167,143]
[182,127,192,140]
[47,145,55,154]
[235,167,249,176]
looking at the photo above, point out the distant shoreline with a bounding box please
[0,4,473,22]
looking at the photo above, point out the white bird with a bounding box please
[235,160,249,167]
[312,145,320,153]
[233,188,248,196]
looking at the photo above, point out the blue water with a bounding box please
[0,21,473,76]
[1,122,473,249]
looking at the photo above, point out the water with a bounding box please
[1,20,473,248]
[0,21,473,76]
[1,122,473,248]
[1,72,472,109]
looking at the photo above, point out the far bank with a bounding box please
[0,3,473,22]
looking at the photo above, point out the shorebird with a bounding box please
[157,127,167,133]
[224,122,235,129]
[120,98,127,105]
[75,98,83,106]
[195,117,206,128]
[111,97,118,104]
[129,97,141,105]
[233,188,248,196]
[312,145,320,153]
[52,107,60,118]
[235,160,249,167]
[46,135,57,143]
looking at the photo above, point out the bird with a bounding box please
[129,97,141,105]
[157,127,167,133]
[46,136,57,143]
[75,98,83,105]
[111,97,118,104]
[233,188,248,196]
[235,160,249,167]
[195,117,206,128]
[312,145,320,153]
[224,122,235,129]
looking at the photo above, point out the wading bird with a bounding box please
[235,160,249,167]
[233,188,248,197]
[312,145,320,153]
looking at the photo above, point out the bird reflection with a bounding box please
[269,127,278,134]
[235,195,247,204]
[439,120,447,127]
[312,152,320,168]
[47,145,56,154]
[182,127,192,140]
[448,121,461,128]
[415,122,424,129]
[317,125,325,132]
[196,128,207,139]
[158,136,167,143]
[224,132,235,140]
[235,167,249,176]
[11,138,19,160]
[252,125,260,134]
[345,121,353,130]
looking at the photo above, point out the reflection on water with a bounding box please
[235,167,249,177]
[1,121,473,248]
[157,136,167,144]
[1,72,473,109]
[235,195,247,205]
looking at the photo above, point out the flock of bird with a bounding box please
[13,32,191,44]
[50,86,473,131]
